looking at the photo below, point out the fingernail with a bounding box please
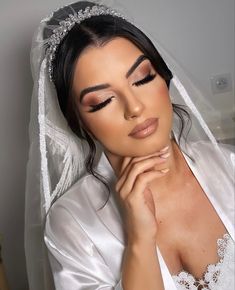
[160,168,170,173]
[160,146,169,152]
[160,152,170,159]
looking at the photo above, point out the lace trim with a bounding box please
[38,59,86,212]
[172,233,233,290]
[38,58,51,212]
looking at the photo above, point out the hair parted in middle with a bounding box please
[44,1,192,195]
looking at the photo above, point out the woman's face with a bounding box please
[73,37,173,157]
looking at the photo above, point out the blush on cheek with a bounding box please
[159,88,172,107]
[80,116,109,141]
[158,80,170,95]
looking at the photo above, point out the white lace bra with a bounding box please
[172,233,235,290]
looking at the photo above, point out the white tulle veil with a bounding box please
[24,1,234,289]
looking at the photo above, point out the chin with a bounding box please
[121,136,171,157]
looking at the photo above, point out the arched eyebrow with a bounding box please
[125,55,147,78]
[79,54,147,103]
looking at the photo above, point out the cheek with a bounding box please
[78,111,118,141]
[150,81,173,129]
[149,80,172,111]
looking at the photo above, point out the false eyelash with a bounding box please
[88,73,156,112]
[134,73,157,86]
[89,97,113,112]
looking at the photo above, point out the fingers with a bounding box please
[118,146,169,176]
[116,147,170,196]
[119,156,132,176]
[115,146,171,241]
[116,156,168,199]
[130,171,161,199]
[119,151,168,184]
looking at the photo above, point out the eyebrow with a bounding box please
[79,54,148,102]
[126,55,147,78]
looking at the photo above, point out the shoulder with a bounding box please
[44,173,108,240]
[217,142,235,167]
[188,139,234,152]
[187,140,234,166]
[43,172,124,268]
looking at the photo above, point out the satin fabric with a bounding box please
[44,141,234,290]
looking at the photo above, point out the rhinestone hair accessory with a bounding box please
[47,5,126,81]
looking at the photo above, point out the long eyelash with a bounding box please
[89,98,113,112]
[88,74,156,112]
[134,73,157,87]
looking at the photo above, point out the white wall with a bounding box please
[0,0,234,289]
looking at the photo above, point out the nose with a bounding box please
[123,90,145,120]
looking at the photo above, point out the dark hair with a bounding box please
[45,2,192,198]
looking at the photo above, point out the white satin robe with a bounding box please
[44,141,235,290]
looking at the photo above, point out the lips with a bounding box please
[129,118,159,138]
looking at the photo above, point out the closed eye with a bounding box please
[88,97,114,112]
[134,73,157,87]
[87,73,156,112]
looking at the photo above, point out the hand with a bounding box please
[115,146,170,245]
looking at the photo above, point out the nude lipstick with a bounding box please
[128,118,159,139]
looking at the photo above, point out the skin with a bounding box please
[72,37,227,286]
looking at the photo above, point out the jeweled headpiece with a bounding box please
[47,5,126,81]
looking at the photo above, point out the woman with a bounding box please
[25,1,235,290]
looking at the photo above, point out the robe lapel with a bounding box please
[182,144,235,241]
[157,248,178,290]
[94,152,125,244]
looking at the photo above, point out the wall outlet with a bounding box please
[210,73,233,94]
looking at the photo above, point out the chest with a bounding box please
[153,174,228,279]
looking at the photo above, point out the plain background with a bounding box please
[0,0,234,289]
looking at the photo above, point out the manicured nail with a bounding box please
[160,146,169,152]
[160,168,170,173]
[160,152,170,159]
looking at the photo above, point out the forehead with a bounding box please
[73,37,143,88]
